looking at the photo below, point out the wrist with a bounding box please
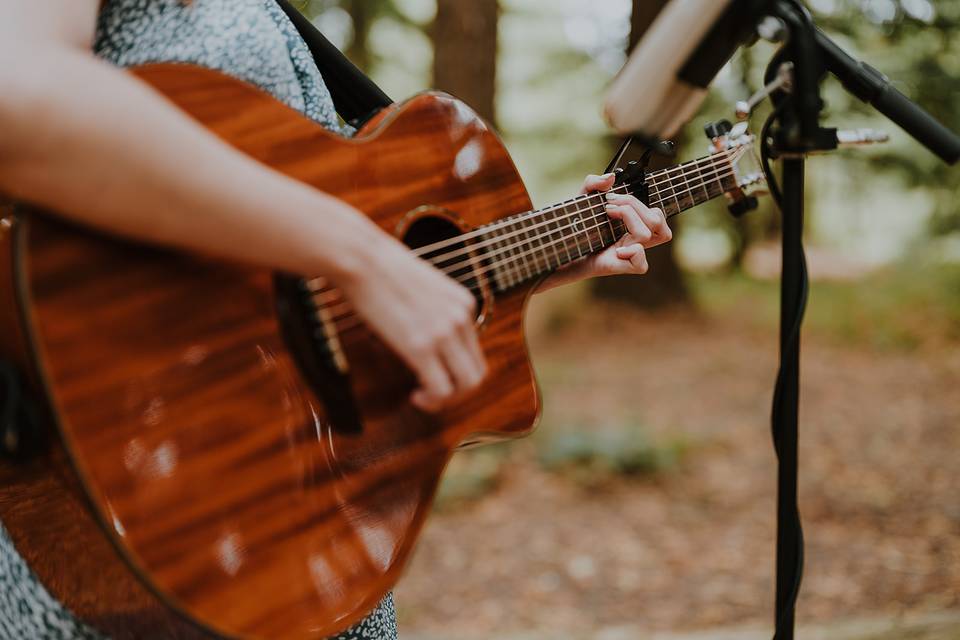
[311,199,393,290]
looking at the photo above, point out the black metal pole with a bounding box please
[773,155,806,639]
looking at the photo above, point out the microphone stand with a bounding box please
[757,2,959,638]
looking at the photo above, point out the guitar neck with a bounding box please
[480,151,739,291]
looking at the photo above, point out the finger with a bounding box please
[580,173,616,195]
[606,193,671,242]
[605,202,652,244]
[614,244,649,274]
[461,321,488,383]
[441,331,485,397]
[615,244,643,260]
[636,205,671,246]
[410,355,455,412]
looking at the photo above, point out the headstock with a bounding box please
[705,119,766,216]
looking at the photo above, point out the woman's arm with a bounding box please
[0,0,485,411]
[0,1,379,280]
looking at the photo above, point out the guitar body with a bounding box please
[0,64,540,639]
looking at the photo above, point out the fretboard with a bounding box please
[481,151,738,291]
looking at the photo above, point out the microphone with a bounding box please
[604,0,771,140]
[604,0,960,164]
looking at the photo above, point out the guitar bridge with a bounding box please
[274,275,362,434]
[303,277,349,375]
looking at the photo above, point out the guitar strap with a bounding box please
[273,0,393,128]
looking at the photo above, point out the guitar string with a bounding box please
[307,166,730,292]
[309,154,738,295]
[392,150,732,258]
[395,148,739,260]
[312,159,742,307]
[404,150,739,268]
[327,204,679,335]
[323,196,687,327]
[307,149,741,293]
[311,152,744,315]
[318,165,738,326]
[315,162,742,323]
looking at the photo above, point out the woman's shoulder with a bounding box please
[95,0,350,134]
[95,0,289,68]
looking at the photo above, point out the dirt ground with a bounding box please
[392,300,960,637]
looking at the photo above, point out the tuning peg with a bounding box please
[705,120,733,140]
[728,195,759,218]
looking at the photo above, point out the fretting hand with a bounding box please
[537,173,672,292]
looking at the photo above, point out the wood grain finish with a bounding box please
[7,64,541,639]
[0,207,208,638]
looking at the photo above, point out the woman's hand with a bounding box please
[536,173,672,293]
[340,234,487,413]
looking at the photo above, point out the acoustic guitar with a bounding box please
[0,64,760,639]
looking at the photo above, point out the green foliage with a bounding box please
[536,423,688,487]
[690,257,960,349]
[806,0,960,235]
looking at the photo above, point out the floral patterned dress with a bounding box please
[0,1,396,638]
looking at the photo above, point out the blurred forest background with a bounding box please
[293,0,960,638]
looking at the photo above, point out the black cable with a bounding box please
[760,105,808,639]
[760,105,785,208]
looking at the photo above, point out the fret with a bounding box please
[699,159,716,199]
[519,220,539,277]
[717,155,735,195]
[578,199,598,256]
[515,220,533,281]
[579,198,598,253]
[711,159,726,198]
[549,204,567,260]
[646,177,663,213]
[649,170,675,216]
[647,153,733,218]
[597,196,619,248]
[597,194,616,249]
[557,204,575,264]
[484,229,501,289]
[706,156,726,200]
[678,165,696,211]
[496,220,518,289]
[600,215,617,247]
[695,156,711,203]
[542,206,562,271]
[528,217,550,275]
[567,203,586,258]
[483,147,746,290]
[506,219,527,287]
[602,192,618,244]
[668,167,683,214]
[681,164,698,210]
[721,157,738,193]
[537,212,557,273]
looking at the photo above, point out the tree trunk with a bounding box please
[591,0,690,308]
[431,0,499,126]
[342,0,374,72]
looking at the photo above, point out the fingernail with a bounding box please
[606,192,617,201]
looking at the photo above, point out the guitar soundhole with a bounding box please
[401,214,489,323]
